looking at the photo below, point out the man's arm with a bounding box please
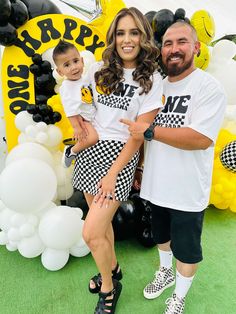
[120,120,213,150]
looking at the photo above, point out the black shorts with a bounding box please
[150,203,205,264]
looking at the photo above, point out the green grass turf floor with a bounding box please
[0,206,236,314]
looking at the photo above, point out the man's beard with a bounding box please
[162,54,194,77]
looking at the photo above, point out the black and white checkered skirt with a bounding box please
[72,140,139,201]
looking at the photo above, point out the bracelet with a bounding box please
[136,167,143,173]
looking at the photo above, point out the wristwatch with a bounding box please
[144,124,156,141]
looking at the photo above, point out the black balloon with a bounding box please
[144,11,157,26]
[174,8,186,21]
[41,60,52,73]
[32,113,43,122]
[35,73,56,95]
[29,64,42,75]
[38,104,52,116]
[26,104,38,114]
[43,116,52,125]
[0,0,11,25]
[52,111,62,123]
[9,0,29,28]
[67,190,89,219]
[20,0,61,19]
[112,200,136,241]
[35,94,49,104]
[152,9,175,42]
[0,23,17,46]
[137,227,155,248]
[32,53,43,65]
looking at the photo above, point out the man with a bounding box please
[121,21,226,314]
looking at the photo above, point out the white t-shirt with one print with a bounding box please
[140,69,227,212]
[86,62,163,143]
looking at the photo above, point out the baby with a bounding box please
[53,39,98,167]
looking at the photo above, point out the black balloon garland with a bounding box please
[0,0,61,47]
[26,53,61,125]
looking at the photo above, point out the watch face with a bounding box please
[144,125,154,141]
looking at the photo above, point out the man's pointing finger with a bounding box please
[120,118,133,126]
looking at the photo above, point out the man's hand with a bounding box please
[120,119,150,140]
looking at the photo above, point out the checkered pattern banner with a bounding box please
[73,140,139,201]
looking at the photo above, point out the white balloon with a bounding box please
[18,133,35,144]
[0,208,15,231]
[20,223,35,237]
[44,125,63,147]
[70,237,90,257]
[0,158,57,213]
[0,199,6,211]
[27,214,39,227]
[11,213,27,227]
[35,122,47,132]
[8,227,21,242]
[15,111,36,132]
[81,50,96,75]
[36,132,48,144]
[54,165,72,186]
[6,142,54,168]
[18,233,45,258]
[38,206,83,250]
[57,181,74,200]
[0,230,8,245]
[42,47,56,69]
[41,248,70,271]
[212,40,236,62]
[6,243,18,251]
[25,125,39,138]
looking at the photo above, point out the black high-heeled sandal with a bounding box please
[94,279,122,314]
[89,263,123,294]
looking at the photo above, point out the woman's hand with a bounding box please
[94,173,117,208]
[133,168,143,190]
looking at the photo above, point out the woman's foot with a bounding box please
[94,279,122,314]
[89,263,123,294]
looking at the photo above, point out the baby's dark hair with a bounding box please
[52,39,76,63]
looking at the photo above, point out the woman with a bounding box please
[72,7,163,314]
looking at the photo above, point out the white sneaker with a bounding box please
[143,266,175,299]
[164,293,185,314]
[62,145,76,168]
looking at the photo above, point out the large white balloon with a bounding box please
[0,158,57,213]
[41,248,70,271]
[38,206,83,250]
[5,143,54,168]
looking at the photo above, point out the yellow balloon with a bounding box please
[190,10,215,45]
[194,41,210,70]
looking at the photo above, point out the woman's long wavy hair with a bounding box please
[95,7,160,95]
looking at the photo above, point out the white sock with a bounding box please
[158,248,173,269]
[174,270,195,299]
